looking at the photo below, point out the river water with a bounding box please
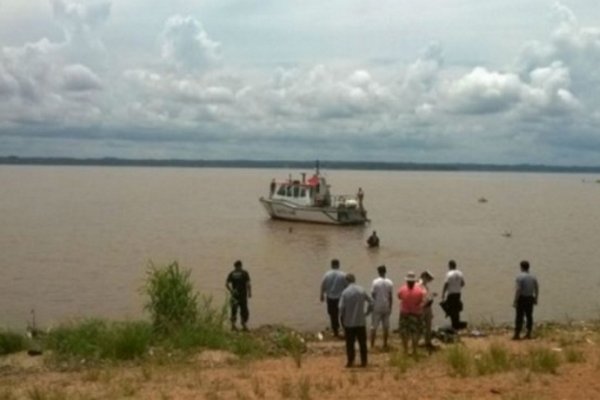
[1,166,599,331]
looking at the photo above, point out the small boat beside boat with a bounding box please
[259,164,368,225]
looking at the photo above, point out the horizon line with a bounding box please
[1,156,600,173]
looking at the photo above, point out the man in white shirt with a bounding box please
[441,260,465,330]
[370,265,393,349]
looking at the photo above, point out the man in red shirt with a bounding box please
[398,271,425,356]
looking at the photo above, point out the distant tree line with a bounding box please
[1,156,600,173]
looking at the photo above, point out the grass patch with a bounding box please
[273,330,305,367]
[564,347,585,363]
[445,345,471,377]
[474,342,511,375]
[44,319,153,362]
[26,387,69,400]
[0,330,26,356]
[389,350,417,373]
[251,378,265,398]
[0,389,16,400]
[278,378,293,398]
[297,376,311,400]
[526,346,561,374]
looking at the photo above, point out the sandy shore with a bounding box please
[1,323,599,400]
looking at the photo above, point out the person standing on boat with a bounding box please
[226,260,252,331]
[339,273,373,367]
[320,259,347,338]
[441,260,465,331]
[512,260,539,340]
[357,187,364,210]
[269,178,276,198]
[370,265,393,349]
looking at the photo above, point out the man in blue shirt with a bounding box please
[320,259,347,337]
[339,274,373,367]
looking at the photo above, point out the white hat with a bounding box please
[405,271,417,282]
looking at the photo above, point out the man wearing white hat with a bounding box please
[397,271,425,356]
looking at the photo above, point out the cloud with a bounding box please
[523,61,578,112]
[1,1,600,165]
[61,63,102,91]
[0,65,19,98]
[160,15,221,71]
[443,67,523,114]
[517,2,600,95]
[51,0,111,43]
[401,42,443,98]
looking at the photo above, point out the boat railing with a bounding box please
[331,194,360,208]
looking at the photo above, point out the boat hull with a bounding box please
[259,197,367,225]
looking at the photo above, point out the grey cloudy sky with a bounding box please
[1,0,599,165]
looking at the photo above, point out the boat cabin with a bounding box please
[271,174,331,207]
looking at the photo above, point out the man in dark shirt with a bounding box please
[366,231,380,248]
[226,260,252,331]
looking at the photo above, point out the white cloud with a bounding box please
[517,1,600,95]
[443,67,523,114]
[160,15,221,72]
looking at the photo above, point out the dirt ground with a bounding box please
[1,327,599,400]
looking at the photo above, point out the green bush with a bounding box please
[38,261,270,363]
[45,319,107,360]
[144,261,198,334]
[108,321,153,360]
[0,330,26,355]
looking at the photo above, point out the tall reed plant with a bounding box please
[143,261,198,334]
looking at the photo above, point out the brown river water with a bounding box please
[1,166,599,331]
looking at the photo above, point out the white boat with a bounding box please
[259,165,368,225]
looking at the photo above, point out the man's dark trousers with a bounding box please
[514,296,535,338]
[327,297,341,336]
[344,326,367,367]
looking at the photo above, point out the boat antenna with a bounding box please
[315,160,320,175]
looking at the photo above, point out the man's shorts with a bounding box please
[371,311,391,330]
[399,313,423,336]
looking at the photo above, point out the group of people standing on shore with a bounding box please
[319,258,539,367]
[225,257,539,368]
[320,259,466,367]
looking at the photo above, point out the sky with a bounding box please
[0,0,599,165]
